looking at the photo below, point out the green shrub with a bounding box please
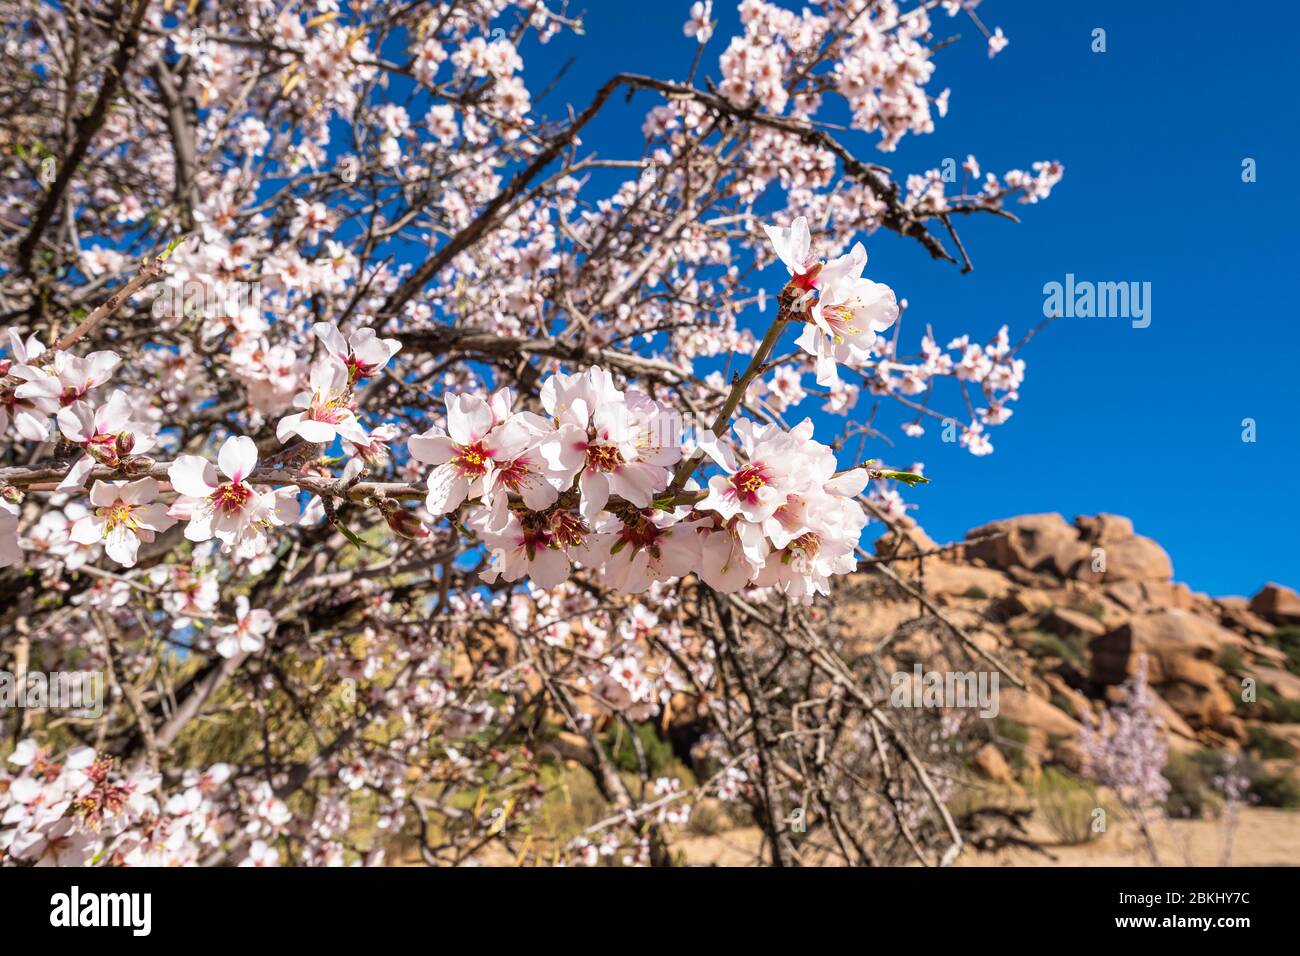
[1250,771,1300,809]
[1268,626,1300,676]
[602,721,675,776]
[1030,633,1085,665]
[1163,748,1300,817]
[993,718,1030,770]
[1217,646,1245,674]
[1246,726,1296,759]
[687,799,731,836]
[1035,769,1104,845]
[1163,751,1216,819]
[537,763,609,838]
[1049,691,1077,718]
[1257,682,1300,722]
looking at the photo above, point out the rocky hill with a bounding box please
[837,512,1300,791]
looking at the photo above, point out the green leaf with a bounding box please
[878,470,930,488]
[159,233,190,260]
[331,517,368,551]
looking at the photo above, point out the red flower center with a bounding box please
[789,261,823,294]
[547,510,587,549]
[616,513,664,553]
[729,464,771,505]
[211,481,253,514]
[497,456,536,491]
[453,441,490,479]
[345,354,377,383]
[584,443,623,473]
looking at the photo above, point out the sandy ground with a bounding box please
[671,807,1300,867]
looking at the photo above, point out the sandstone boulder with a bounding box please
[965,513,1089,579]
[1215,598,1276,638]
[1212,714,1247,743]
[1094,535,1173,583]
[972,743,1015,785]
[1041,672,1093,722]
[917,562,1013,600]
[1074,513,1135,543]
[1149,694,1198,742]
[835,593,918,651]
[1256,723,1300,753]
[1074,513,1174,583]
[965,512,1174,585]
[996,588,1057,618]
[1088,611,1242,730]
[1050,737,1086,773]
[1249,665,1300,704]
[873,523,940,559]
[1088,609,1234,686]
[1249,642,1292,669]
[1249,583,1300,625]
[997,688,1080,738]
[1160,657,1237,728]
[1161,683,1236,729]
[1039,607,1107,640]
[1104,579,1148,611]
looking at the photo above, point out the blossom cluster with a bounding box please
[384,216,906,600]
[1078,656,1171,808]
[0,740,319,867]
[0,208,1007,602]
[406,369,867,601]
[0,0,1064,866]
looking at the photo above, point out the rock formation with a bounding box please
[835,513,1300,781]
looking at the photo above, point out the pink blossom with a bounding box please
[540,369,682,523]
[410,390,547,516]
[69,478,175,567]
[55,391,157,491]
[988,27,1009,59]
[212,595,275,658]
[313,321,401,383]
[683,1,714,44]
[277,359,369,445]
[12,349,120,407]
[168,436,297,547]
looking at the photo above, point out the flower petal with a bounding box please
[89,480,121,507]
[104,524,140,567]
[169,456,218,498]
[407,431,454,465]
[69,515,104,546]
[218,435,258,482]
[290,417,337,444]
[121,477,159,505]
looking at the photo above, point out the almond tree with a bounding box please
[0,0,1060,866]
[1079,656,1170,865]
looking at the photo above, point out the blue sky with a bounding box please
[513,1,1298,597]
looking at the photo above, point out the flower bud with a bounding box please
[385,508,430,540]
[87,441,119,468]
[1,485,23,505]
[341,457,366,484]
[115,431,135,455]
[357,442,389,469]
[121,455,155,476]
